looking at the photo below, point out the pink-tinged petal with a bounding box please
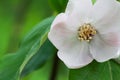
[50,13,67,29]
[65,0,93,28]
[100,32,120,47]
[48,13,77,51]
[58,42,93,69]
[90,35,120,62]
[92,0,120,34]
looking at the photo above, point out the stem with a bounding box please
[50,55,59,80]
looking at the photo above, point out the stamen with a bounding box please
[78,23,97,42]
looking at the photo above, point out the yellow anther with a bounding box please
[78,23,97,42]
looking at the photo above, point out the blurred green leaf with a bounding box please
[117,0,120,2]
[69,60,120,80]
[22,57,54,80]
[58,0,68,11]
[92,0,96,4]
[21,39,57,77]
[0,17,55,80]
[48,0,68,13]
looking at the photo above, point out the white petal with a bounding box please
[48,13,77,50]
[50,13,66,29]
[92,0,120,34]
[65,0,93,28]
[90,35,120,62]
[58,42,93,69]
[100,32,120,47]
[92,0,117,23]
[66,0,93,14]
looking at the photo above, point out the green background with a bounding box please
[0,0,68,80]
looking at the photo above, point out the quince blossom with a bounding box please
[48,0,120,69]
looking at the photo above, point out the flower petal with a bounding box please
[58,42,93,69]
[65,0,93,28]
[66,0,93,14]
[90,35,120,62]
[100,32,120,47]
[92,0,120,34]
[49,12,93,69]
[48,13,77,50]
[50,13,66,29]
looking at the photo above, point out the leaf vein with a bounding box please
[108,61,113,80]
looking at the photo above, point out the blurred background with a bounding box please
[0,0,68,80]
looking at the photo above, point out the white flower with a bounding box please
[48,0,120,69]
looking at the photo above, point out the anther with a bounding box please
[78,23,97,42]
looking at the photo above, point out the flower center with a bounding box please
[78,23,97,42]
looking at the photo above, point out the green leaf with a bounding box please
[69,60,120,80]
[20,39,57,77]
[117,0,120,2]
[114,56,120,64]
[0,16,56,80]
[58,0,68,11]
[48,0,68,13]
